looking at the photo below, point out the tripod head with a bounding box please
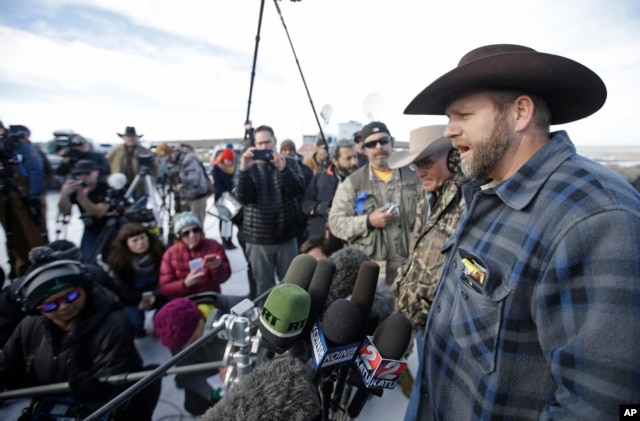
[136,153,154,176]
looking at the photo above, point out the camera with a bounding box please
[0,125,24,162]
[253,149,273,161]
[384,202,400,216]
[136,153,154,175]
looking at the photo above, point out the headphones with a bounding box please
[13,260,90,315]
[447,148,461,174]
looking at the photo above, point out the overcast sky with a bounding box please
[1,0,639,147]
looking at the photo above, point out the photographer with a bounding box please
[58,160,110,261]
[0,123,48,278]
[156,142,210,225]
[55,135,110,181]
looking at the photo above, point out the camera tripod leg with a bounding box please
[85,217,121,265]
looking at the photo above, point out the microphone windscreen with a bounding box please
[322,299,361,345]
[372,312,412,360]
[259,284,311,349]
[350,261,379,339]
[283,254,318,290]
[201,356,320,421]
[307,259,336,322]
[326,247,371,310]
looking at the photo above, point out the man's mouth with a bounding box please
[455,144,471,159]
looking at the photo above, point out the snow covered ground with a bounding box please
[0,191,415,420]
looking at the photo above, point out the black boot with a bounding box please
[223,238,237,250]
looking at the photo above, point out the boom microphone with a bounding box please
[283,253,318,290]
[258,284,311,353]
[200,356,321,421]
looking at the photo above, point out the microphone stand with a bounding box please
[0,361,226,401]
[83,322,226,421]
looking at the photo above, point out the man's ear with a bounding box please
[514,95,535,132]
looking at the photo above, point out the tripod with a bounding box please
[125,164,163,233]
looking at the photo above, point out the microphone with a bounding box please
[282,253,318,290]
[258,284,311,354]
[200,356,321,421]
[348,312,412,418]
[289,259,336,361]
[350,261,380,340]
[310,299,362,372]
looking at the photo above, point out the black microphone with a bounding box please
[310,299,362,372]
[349,261,380,341]
[347,312,412,418]
[289,259,336,361]
[200,356,321,420]
[283,253,318,290]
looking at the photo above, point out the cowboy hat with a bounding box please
[388,125,451,169]
[404,44,607,125]
[118,126,144,138]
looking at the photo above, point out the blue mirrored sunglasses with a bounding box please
[37,288,82,313]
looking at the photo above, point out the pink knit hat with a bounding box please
[153,298,203,351]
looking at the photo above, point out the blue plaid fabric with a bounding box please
[417,132,640,420]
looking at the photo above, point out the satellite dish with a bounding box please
[363,92,387,122]
[320,104,333,125]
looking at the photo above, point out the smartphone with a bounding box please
[142,291,154,301]
[253,149,273,161]
[189,257,204,272]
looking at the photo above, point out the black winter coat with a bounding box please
[234,157,305,244]
[0,283,144,411]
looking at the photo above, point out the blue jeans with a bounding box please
[404,332,425,421]
[122,305,145,333]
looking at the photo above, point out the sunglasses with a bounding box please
[363,136,391,149]
[180,226,202,238]
[409,160,435,171]
[37,288,82,313]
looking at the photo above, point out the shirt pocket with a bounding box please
[448,248,510,374]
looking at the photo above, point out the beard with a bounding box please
[336,163,357,178]
[461,112,513,180]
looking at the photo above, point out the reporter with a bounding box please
[106,222,169,337]
[159,211,231,298]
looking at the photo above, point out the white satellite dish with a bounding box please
[320,104,333,125]
[363,92,387,122]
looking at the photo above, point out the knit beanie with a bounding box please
[153,298,203,351]
[218,148,235,162]
[280,139,296,152]
[173,211,201,235]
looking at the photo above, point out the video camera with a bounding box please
[53,136,83,167]
[104,173,155,223]
[0,125,25,162]
[136,153,154,176]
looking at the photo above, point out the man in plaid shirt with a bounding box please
[403,44,640,420]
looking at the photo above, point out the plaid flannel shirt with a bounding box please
[418,131,640,420]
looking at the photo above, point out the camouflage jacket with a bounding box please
[392,176,466,332]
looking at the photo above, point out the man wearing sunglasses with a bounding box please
[0,260,160,419]
[328,121,419,285]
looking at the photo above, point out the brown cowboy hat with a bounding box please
[389,125,451,169]
[404,44,607,125]
[118,126,144,138]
